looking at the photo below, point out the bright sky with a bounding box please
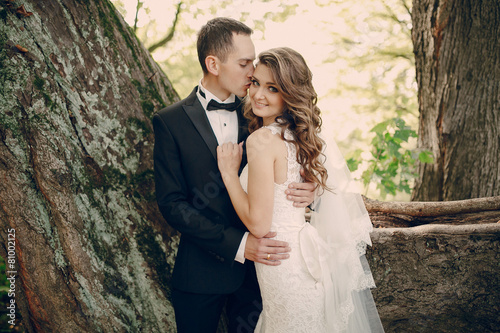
[116,0,377,141]
[114,0,417,200]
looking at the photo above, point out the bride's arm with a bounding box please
[217,130,275,238]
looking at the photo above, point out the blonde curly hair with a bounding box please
[244,47,329,191]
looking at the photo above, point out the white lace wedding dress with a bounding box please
[239,123,385,333]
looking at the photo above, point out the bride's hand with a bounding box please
[217,142,243,180]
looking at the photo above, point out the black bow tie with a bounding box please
[199,88,240,112]
[207,99,240,111]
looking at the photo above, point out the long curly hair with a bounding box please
[244,47,329,192]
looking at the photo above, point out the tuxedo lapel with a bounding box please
[236,99,249,144]
[183,88,219,161]
[236,100,249,171]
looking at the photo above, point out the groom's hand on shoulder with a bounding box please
[244,232,290,266]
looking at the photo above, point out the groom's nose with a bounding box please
[247,65,255,78]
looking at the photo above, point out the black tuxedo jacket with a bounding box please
[153,87,251,294]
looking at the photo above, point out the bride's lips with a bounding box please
[252,100,267,108]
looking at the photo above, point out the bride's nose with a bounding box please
[253,87,265,100]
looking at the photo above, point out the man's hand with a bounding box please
[244,232,290,266]
[286,170,317,207]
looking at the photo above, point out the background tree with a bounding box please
[411,0,500,201]
[0,0,179,331]
[113,0,428,200]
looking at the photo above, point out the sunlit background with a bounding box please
[111,0,419,201]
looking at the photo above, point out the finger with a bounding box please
[286,190,310,199]
[265,253,290,261]
[286,194,311,207]
[292,201,309,208]
[263,246,292,255]
[260,238,289,249]
[288,182,316,191]
[259,259,281,266]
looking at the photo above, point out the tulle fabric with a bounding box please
[310,137,385,333]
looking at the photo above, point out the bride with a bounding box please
[217,47,384,332]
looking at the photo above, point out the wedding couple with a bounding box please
[153,17,384,333]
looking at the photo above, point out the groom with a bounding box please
[153,17,315,332]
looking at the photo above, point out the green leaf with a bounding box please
[346,157,361,172]
[371,121,390,134]
[418,151,434,163]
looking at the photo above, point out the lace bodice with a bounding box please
[239,123,305,232]
[239,125,327,333]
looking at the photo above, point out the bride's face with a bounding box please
[249,64,285,126]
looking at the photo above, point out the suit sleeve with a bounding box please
[153,113,245,262]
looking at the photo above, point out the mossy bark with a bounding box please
[0,0,178,331]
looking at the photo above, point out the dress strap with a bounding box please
[261,123,301,185]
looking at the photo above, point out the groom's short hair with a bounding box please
[197,17,253,73]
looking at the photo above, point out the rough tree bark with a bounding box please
[364,196,500,331]
[367,222,500,332]
[0,0,179,332]
[411,0,500,201]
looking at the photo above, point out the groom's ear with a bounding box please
[205,55,219,76]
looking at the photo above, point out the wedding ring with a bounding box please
[267,254,271,260]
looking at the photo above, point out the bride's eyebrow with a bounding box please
[252,76,277,86]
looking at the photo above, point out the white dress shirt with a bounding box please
[197,81,248,264]
[196,82,239,144]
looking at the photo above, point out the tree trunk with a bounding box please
[411,0,500,201]
[364,196,500,330]
[367,223,500,332]
[0,0,179,331]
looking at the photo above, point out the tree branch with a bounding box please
[147,2,183,53]
[133,0,142,33]
[364,195,500,217]
[400,0,411,17]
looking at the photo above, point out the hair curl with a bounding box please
[244,47,329,192]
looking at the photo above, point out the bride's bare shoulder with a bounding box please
[246,127,286,161]
[247,127,283,147]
